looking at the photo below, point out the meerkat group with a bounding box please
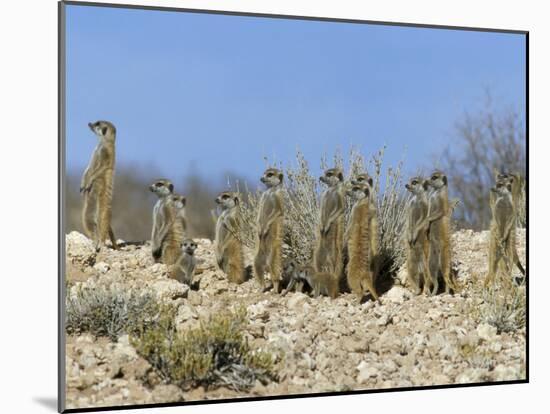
[79,120,525,298]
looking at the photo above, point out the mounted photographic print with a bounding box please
[59,1,528,412]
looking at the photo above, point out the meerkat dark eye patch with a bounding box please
[412,180,418,185]
[155,182,162,187]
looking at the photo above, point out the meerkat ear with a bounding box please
[338,171,344,181]
[442,175,447,185]
[367,177,373,187]
[101,126,108,135]
[278,172,284,183]
[168,183,174,193]
[234,195,240,205]
[423,180,429,191]
[181,197,187,206]
[364,187,370,197]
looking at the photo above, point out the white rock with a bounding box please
[477,323,498,341]
[356,361,378,383]
[93,262,110,274]
[385,286,411,304]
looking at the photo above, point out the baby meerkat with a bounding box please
[214,191,247,284]
[171,239,197,286]
[281,258,306,295]
[299,265,338,299]
[405,177,432,295]
[80,120,118,252]
[314,168,345,284]
[485,180,517,287]
[171,194,188,238]
[425,170,455,294]
[345,182,378,301]
[254,168,285,292]
[149,179,184,266]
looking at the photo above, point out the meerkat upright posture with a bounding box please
[485,180,516,287]
[425,170,455,294]
[171,194,188,238]
[254,168,285,292]
[149,179,184,266]
[80,120,118,252]
[345,182,378,301]
[171,239,197,286]
[491,171,526,277]
[351,172,379,277]
[405,177,432,295]
[314,168,345,285]
[214,191,246,284]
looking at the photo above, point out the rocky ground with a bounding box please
[64,229,526,410]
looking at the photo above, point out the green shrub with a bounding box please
[65,285,162,341]
[131,307,278,391]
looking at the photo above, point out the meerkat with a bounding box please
[405,177,432,295]
[254,168,285,292]
[170,239,197,286]
[214,191,247,284]
[491,170,526,277]
[350,172,380,277]
[149,179,184,266]
[345,182,378,301]
[281,258,305,295]
[314,168,345,286]
[171,194,188,238]
[425,170,456,294]
[484,180,516,287]
[298,265,338,298]
[80,120,118,252]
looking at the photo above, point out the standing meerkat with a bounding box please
[351,172,380,278]
[80,120,118,252]
[314,168,345,284]
[171,194,188,238]
[254,168,285,292]
[425,170,456,294]
[405,177,432,295]
[491,171,526,277]
[345,182,378,301]
[485,180,516,287]
[149,179,184,266]
[214,191,246,284]
[171,238,197,286]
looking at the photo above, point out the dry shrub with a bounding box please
[131,307,278,391]
[479,277,526,334]
[232,147,408,278]
[65,285,162,341]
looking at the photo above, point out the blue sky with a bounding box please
[65,4,526,182]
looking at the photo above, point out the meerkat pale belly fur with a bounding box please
[80,120,118,252]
